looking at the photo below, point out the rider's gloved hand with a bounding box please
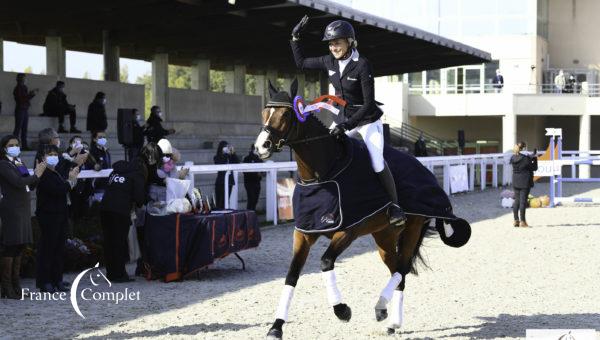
[292,15,309,41]
[330,123,347,139]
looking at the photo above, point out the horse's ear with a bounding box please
[290,78,298,98]
[268,80,278,99]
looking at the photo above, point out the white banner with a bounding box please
[534,160,564,177]
[449,165,469,193]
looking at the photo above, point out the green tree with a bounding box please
[120,65,130,83]
[169,65,191,89]
[23,66,33,74]
[136,72,152,117]
[210,70,226,92]
[82,71,91,79]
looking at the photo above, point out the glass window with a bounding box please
[426,69,441,94]
[484,60,500,93]
[408,72,423,87]
[465,68,481,93]
[462,18,495,36]
[446,68,457,90]
[440,0,459,17]
[498,0,528,16]
[498,18,529,35]
[461,0,496,17]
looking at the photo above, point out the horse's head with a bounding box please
[254,79,299,159]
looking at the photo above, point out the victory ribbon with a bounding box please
[293,95,348,122]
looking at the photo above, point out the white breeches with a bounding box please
[330,119,385,172]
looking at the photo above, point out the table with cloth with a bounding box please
[143,210,261,282]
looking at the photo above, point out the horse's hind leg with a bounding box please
[267,231,317,340]
[320,230,356,322]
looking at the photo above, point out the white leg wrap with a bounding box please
[379,272,403,303]
[443,223,454,238]
[274,285,295,322]
[389,290,404,329]
[321,270,343,306]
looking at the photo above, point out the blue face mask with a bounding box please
[46,155,59,167]
[6,146,20,158]
[97,138,107,147]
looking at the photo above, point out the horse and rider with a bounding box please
[255,16,472,339]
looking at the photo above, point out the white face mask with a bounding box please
[97,138,107,147]
[72,140,82,149]
[162,156,171,163]
[102,98,107,105]
[46,155,59,167]
[222,146,229,154]
[6,146,20,158]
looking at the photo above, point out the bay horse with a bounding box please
[255,80,453,339]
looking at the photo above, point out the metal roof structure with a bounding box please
[0,0,490,77]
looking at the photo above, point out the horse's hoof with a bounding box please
[333,303,352,322]
[266,328,283,340]
[375,308,388,322]
[386,328,395,335]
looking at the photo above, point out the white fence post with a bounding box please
[230,171,239,209]
[480,159,486,191]
[443,162,450,194]
[224,170,230,209]
[492,159,498,188]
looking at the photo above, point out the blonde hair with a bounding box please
[513,144,521,155]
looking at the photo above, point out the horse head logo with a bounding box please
[70,263,112,319]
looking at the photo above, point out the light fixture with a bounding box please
[228,0,236,4]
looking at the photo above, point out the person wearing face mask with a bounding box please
[144,106,175,144]
[65,136,94,224]
[42,81,81,134]
[145,139,189,203]
[243,144,264,211]
[214,141,239,209]
[290,16,406,226]
[35,145,79,293]
[510,142,538,227]
[0,135,45,298]
[90,131,112,193]
[86,92,108,135]
[34,128,88,179]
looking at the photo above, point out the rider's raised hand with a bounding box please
[292,15,309,41]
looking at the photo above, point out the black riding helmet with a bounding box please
[322,20,355,41]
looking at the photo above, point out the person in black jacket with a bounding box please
[42,81,81,133]
[35,144,79,293]
[290,16,405,225]
[128,109,145,161]
[143,106,175,144]
[89,131,111,192]
[86,92,107,134]
[510,142,538,227]
[214,141,239,209]
[100,158,147,282]
[13,73,38,150]
[242,144,263,210]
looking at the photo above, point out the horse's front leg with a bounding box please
[267,231,316,340]
[320,231,356,322]
[386,217,425,335]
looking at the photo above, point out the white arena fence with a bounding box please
[28,153,515,225]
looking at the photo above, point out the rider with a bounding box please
[290,16,406,225]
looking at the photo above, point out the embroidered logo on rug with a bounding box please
[320,213,336,225]
[328,70,336,76]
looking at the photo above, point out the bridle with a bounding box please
[261,104,332,153]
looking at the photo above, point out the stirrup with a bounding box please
[389,205,406,226]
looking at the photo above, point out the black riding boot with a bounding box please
[377,162,406,226]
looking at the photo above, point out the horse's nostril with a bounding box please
[263,141,271,149]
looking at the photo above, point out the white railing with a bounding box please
[39,153,511,225]
[408,83,600,96]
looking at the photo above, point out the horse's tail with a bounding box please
[402,219,437,275]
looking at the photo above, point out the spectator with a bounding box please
[414,133,428,157]
[34,128,87,177]
[144,106,175,144]
[565,75,577,94]
[492,69,504,93]
[0,135,45,299]
[86,92,108,134]
[100,158,147,282]
[242,144,263,211]
[35,144,79,293]
[42,81,81,133]
[214,141,239,209]
[554,70,566,93]
[89,131,111,193]
[146,139,189,203]
[65,136,94,223]
[13,73,38,150]
[129,109,145,161]
[510,141,538,228]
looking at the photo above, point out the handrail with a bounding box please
[407,83,600,96]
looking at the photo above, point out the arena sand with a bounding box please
[1,182,599,339]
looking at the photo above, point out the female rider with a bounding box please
[290,16,405,225]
